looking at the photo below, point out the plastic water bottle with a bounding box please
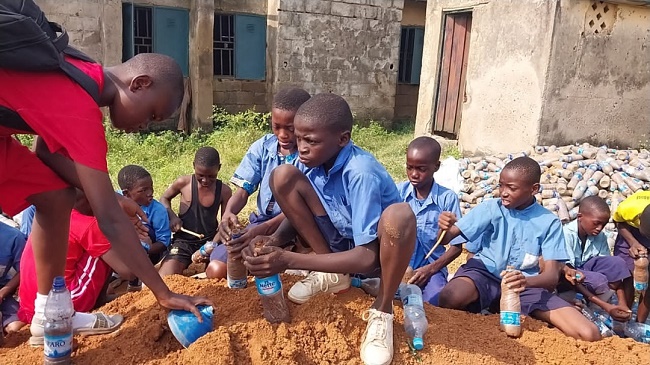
[624,322,650,343]
[634,254,649,291]
[400,283,428,350]
[191,241,216,263]
[227,230,247,289]
[255,274,290,323]
[575,293,614,337]
[44,276,74,364]
[351,277,380,297]
[500,267,522,337]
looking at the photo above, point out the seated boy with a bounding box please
[159,147,232,276]
[561,196,631,321]
[118,165,171,290]
[0,48,212,336]
[397,136,465,306]
[436,156,601,341]
[18,190,127,344]
[612,190,650,323]
[207,87,310,279]
[242,93,416,365]
[0,223,26,334]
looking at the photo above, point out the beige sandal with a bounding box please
[75,313,124,336]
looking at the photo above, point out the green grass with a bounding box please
[20,110,460,217]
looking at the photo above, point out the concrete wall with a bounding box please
[539,0,650,149]
[272,0,404,121]
[402,0,427,25]
[416,0,557,155]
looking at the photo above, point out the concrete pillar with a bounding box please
[101,0,122,66]
[189,0,214,131]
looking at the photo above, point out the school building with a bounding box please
[414,0,650,154]
[33,0,429,130]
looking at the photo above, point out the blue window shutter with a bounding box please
[410,27,424,85]
[153,7,190,76]
[234,14,266,80]
[122,3,134,61]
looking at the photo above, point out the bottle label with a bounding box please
[500,311,521,326]
[634,280,648,291]
[402,294,423,308]
[44,332,72,358]
[255,274,282,296]
[227,275,248,289]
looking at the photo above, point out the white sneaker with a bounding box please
[284,269,310,277]
[29,313,45,347]
[360,309,394,365]
[287,271,351,304]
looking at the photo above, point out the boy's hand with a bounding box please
[563,268,585,285]
[408,264,438,287]
[116,194,149,232]
[500,270,526,293]
[242,245,288,277]
[607,304,633,322]
[169,216,182,233]
[156,291,215,323]
[217,214,239,243]
[0,286,9,301]
[438,212,458,231]
[630,243,648,258]
[225,224,270,259]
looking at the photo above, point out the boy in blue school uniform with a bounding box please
[241,93,416,365]
[204,88,311,279]
[397,136,465,306]
[437,156,602,341]
[0,223,26,334]
[118,165,171,290]
[560,196,631,321]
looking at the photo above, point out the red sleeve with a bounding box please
[80,219,112,258]
[0,58,108,172]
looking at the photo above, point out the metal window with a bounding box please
[398,27,416,83]
[214,14,235,76]
[134,6,153,55]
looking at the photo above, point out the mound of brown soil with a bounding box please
[1,275,649,365]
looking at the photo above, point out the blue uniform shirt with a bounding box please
[301,142,400,247]
[456,198,568,278]
[0,223,26,287]
[231,134,299,221]
[397,181,465,273]
[19,205,36,239]
[562,219,610,268]
[141,199,172,247]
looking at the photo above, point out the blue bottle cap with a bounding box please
[52,276,66,290]
[351,277,362,288]
[575,293,584,301]
[413,337,424,350]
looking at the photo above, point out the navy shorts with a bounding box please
[454,258,571,315]
[614,225,650,272]
[314,215,355,253]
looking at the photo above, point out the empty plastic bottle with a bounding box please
[351,277,380,297]
[575,293,614,337]
[624,322,650,343]
[191,241,217,263]
[400,283,428,350]
[500,267,522,337]
[227,229,248,289]
[634,253,649,291]
[255,274,291,323]
[44,276,74,365]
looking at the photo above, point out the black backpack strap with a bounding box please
[59,51,101,104]
[0,106,35,133]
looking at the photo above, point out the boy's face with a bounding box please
[294,116,350,168]
[125,176,154,206]
[271,108,297,153]
[577,210,610,237]
[498,169,539,209]
[406,148,440,190]
[110,76,180,132]
[193,164,219,187]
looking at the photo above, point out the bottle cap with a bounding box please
[52,276,66,290]
[575,293,584,301]
[413,337,424,350]
[351,277,362,288]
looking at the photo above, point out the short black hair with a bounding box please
[579,196,610,216]
[272,87,311,112]
[118,165,151,190]
[408,136,442,162]
[295,93,353,133]
[194,146,221,167]
[502,156,541,185]
[123,53,184,102]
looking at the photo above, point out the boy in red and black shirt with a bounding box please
[0,53,212,342]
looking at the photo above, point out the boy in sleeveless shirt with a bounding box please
[159,147,232,276]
